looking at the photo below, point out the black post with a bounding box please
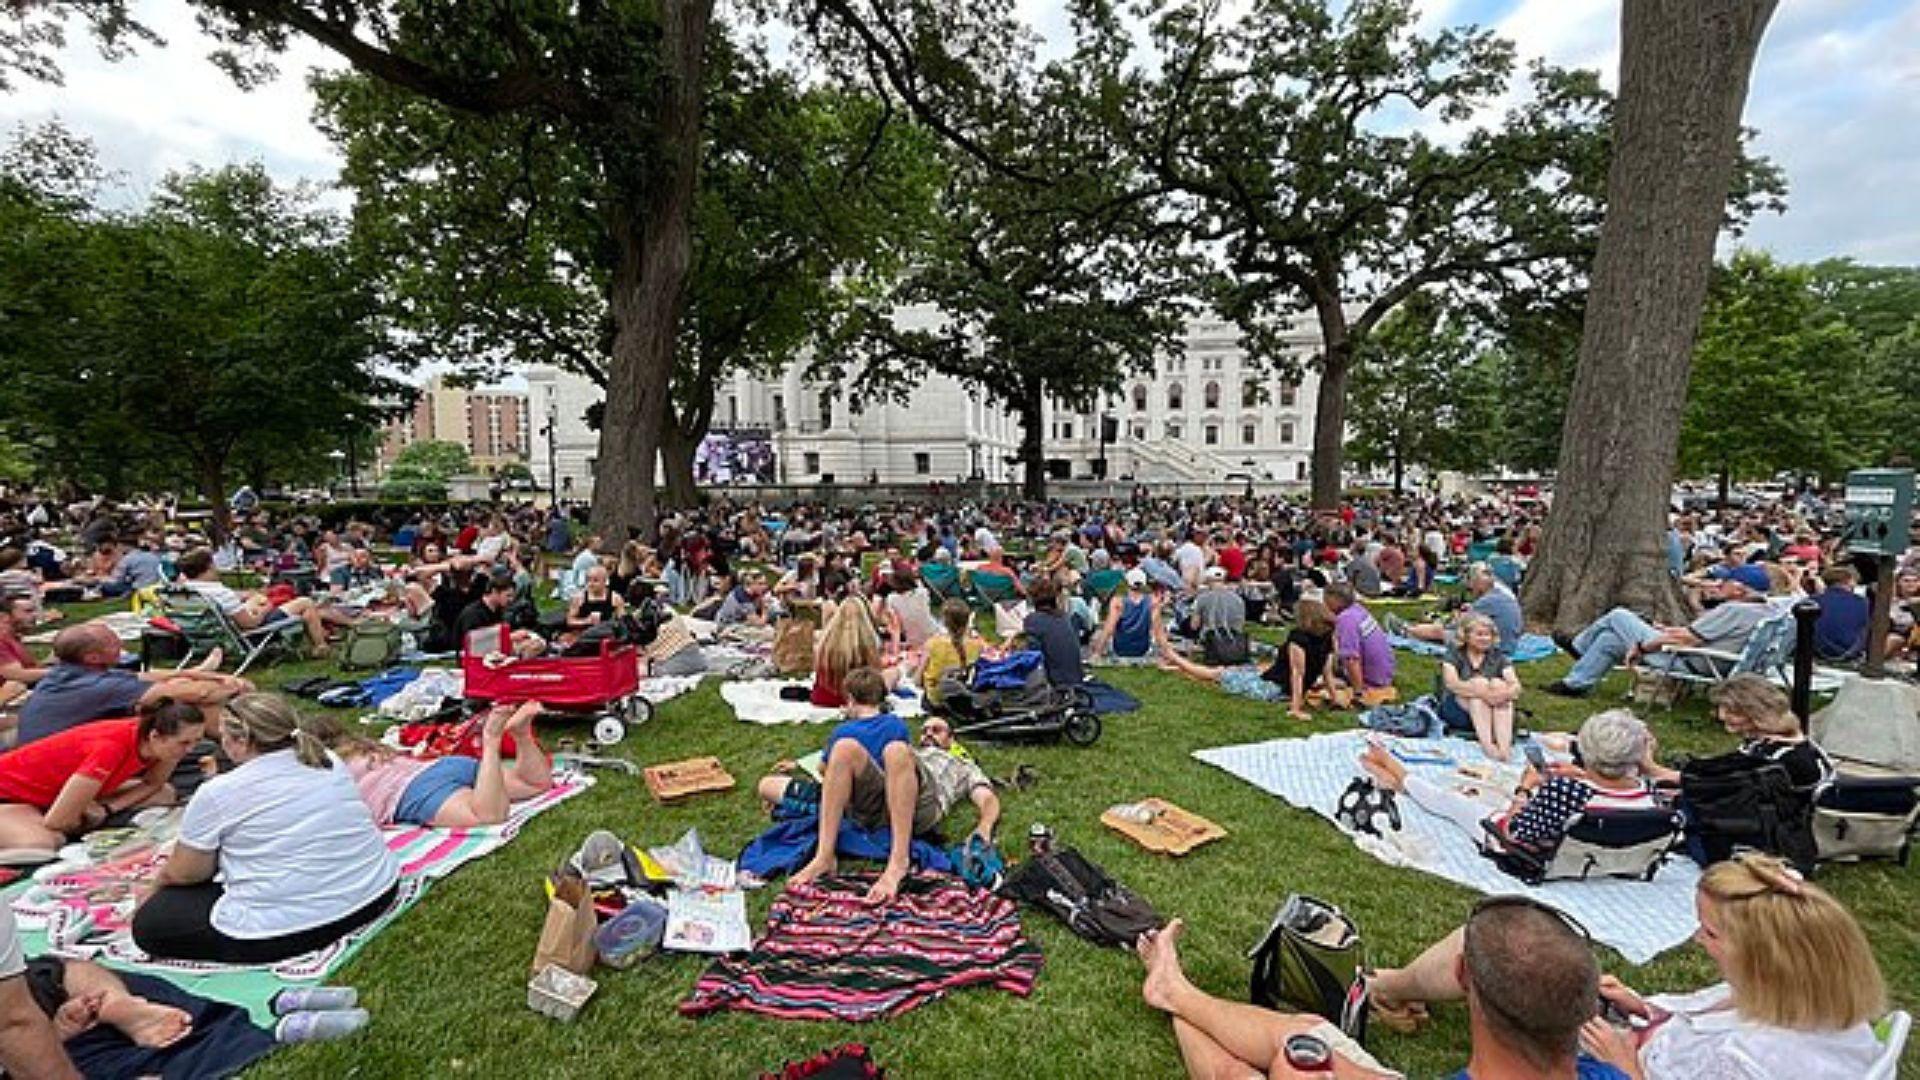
[1790,598,1820,733]
[346,430,359,497]
[1863,553,1897,680]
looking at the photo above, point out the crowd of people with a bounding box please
[0,480,1908,1077]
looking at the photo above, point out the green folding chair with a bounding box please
[158,586,307,675]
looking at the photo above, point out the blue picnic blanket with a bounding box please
[1080,679,1141,715]
[1386,632,1559,664]
[738,815,954,879]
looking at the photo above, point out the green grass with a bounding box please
[45,596,1920,1077]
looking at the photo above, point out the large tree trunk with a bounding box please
[1392,448,1405,496]
[1523,0,1777,632]
[198,457,230,544]
[1019,384,1047,501]
[1309,298,1354,512]
[659,423,700,509]
[586,0,712,545]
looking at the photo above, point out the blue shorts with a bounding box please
[1219,667,1287,704]
[393,757,481,825]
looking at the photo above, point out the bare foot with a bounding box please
[789,855,835,888]
[482,704,514,742]
[196,646,224,671]
[503,701,541,738]
[1358,745,1407,791]
[1137,918,1190,1013]
[101,994,193,1048]
[863,865,906,905]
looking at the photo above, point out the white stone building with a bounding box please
[526,305,1325,498]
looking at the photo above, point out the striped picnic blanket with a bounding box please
[681,872,1043,1022]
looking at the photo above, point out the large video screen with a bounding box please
[693,429,776,484]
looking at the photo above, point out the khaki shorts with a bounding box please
[848,755,942,836]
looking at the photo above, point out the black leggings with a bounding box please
[131,881,399,964]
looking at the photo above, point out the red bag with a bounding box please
[396,713,521,759]
[265,583,298,608]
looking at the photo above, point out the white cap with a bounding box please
[1125,568,1147,588]
[1204,566,1227,582]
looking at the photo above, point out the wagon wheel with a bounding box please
[622,696,655,727]
[1064,711,1102,747]
[592,717,627,746]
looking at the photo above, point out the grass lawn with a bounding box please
[41,595,1920,1077]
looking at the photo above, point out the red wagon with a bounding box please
[460,625,653,744]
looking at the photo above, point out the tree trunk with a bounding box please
[1392,449,1405,496]
[1523,0,1777,633]
[1309,299,1354,512]
[1717,465,1731,508]
[198,457,231,544]
[1019,385,1047,502]
[585,0,713,545]
[659,420,700,509]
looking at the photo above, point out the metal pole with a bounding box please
[346,430,359,497]
[1790,598,1820,733]
[1863,553,1896,680]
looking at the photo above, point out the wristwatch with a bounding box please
[1283,1032,1335,1072]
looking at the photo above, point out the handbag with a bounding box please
[1247,893,1368,1041]
[772,618,816,675]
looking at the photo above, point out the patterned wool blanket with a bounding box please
[682,873,1043,1022]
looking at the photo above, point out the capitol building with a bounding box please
[528,306,1324,497]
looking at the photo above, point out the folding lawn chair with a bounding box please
[1648,612,1844,705]
[1082,568,1126,611]
[921,562,971,607]
[158,586,306,676]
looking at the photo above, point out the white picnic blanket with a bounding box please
[636,674,703,705]
[1193,730,1701,964]
[720,679,924,725]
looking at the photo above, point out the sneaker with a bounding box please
[274,1007,370,1044]
[1381,612,1411,637]
[1552,632,1581,659]
[1543,680,1592,699]
[270,986,359,1017]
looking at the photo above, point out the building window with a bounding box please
[1204,382,1220,409]
[914,452,931,475]
[727,395,738,426]
[1132,422,1147,441]
[1242,422,1256,445]
[773,394,786,430]
[1280,383,1297,407]
[1296,460,1307,481]
[1243,380,1260,407]
[1061,421,1073,440]
[1204,424,1219,446]
[1280,421,1296,445]
[1165,421,1182,440]
[1132,384,1147,412]
[803,451,820,474]
[818,392,832,429]
[1167,383,1184,410]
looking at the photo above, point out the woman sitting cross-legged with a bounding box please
[1366,854,1887,1080]
[132,694,399,964]
[0,700,206,859]
[1438,612,1521,762]
[1156,597,1338,720]
[1358,709,1659,854]
[310,701,553,828]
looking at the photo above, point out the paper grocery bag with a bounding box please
[533,875,598,976]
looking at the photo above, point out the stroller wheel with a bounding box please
[622,696,655,727]
[593,717,627,746]
[1064,711,1102,747]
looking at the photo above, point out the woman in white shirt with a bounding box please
[132,694,399,964]
[1579,853,1887,1080]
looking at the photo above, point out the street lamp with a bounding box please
[544,402,560,509]
[326,449,346,497]
[342,411,359,497]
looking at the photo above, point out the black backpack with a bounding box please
[1200,626,1251,666]
[998,847,1163,947]
[1681,754,1817,872]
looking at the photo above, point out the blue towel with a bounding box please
[1080,679,1141,714]
[738,815,954,879]
[65,972,276,1080]
[1386,633,1559,664]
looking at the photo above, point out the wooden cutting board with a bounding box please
[643,757,736,803]
[1100,798,1227,856]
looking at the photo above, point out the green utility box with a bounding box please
[1844,468,1915,556]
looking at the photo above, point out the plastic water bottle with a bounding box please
[1028,823,1054,857]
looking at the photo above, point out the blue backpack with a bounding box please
[971,650,1044,690]
[1360,696,1441,739]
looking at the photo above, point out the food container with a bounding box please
[527,963,598,1022]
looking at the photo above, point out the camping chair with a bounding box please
[1649,613,1797,704]
[1867,1010,1912,1080]
[1082,568,1126,616]
[921,562,971,607]
[157,586,306,676]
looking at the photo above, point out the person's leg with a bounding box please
[1467,698,1506,762]
[756,775,793,812]
[1408,623,1446,643]
[866,741,920,903]
[1139,920,1316,1074]
[1368,927,1467,1008]
[131,881,232,962]
[60,960,192,1048]
[428,708,512,827]
[1565,607,1656,688]
[0,803,64,852]
[1156,640,1225,684]
[792,738,872,885]
[1169,1017,1263,1080]
[280,599,331,655]
[1488,702,1515,759]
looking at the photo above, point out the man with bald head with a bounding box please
[14,623,249,746]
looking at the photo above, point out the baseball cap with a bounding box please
[1125,568,1147,588]
[1204,566,1227,582]
[1714,563,1771,594]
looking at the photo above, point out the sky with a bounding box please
[3,0,1917,266]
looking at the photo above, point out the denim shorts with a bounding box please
[393,756,481,825]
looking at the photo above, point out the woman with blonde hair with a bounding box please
[809,592,897,708]
[132,694,398,963]
[1157,596,1338,720]
[1579,853,1888,1079]
[1438,611,1521,762]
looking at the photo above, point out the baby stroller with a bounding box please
[461,622,653,745]
[935,651,1101,747]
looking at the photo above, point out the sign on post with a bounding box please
[1844,468,1914,557]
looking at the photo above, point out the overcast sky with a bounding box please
[3,0,1916,265]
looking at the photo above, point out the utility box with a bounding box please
[1845,468,1915,557]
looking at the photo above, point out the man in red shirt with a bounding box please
[1215,532,1248,582]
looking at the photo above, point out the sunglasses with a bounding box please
[1470,894,1592,945]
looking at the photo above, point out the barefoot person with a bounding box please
[1156,597,1337,720]
[311,701,554,827]
[783,668,936,905]
[1135,919,1400,1079]
[28,956,193,1050]
[1437,613,1521,762]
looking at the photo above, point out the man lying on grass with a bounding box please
[759,666,999,904]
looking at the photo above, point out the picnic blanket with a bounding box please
[1081,679,1141,715]
[737,815,953,880]
[681,872,1042,1022]
[65,971,277,1080]
[637,673,705,705]
[1192,731,1700,964]
[26,610,149,644]
[721,680,925,725]
[12,772,594,1024]
[1386,632,1559,663]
